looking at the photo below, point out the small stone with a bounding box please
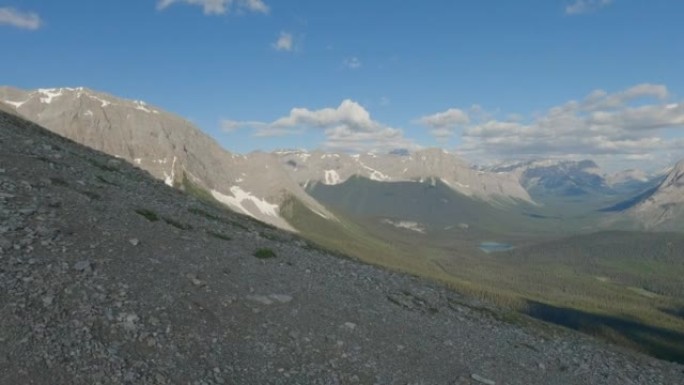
[0,238,11,250]
[268,294,293,304]
[73,260,92,272]
[18,207,36,215]
[185,273,204,287]
[246,295,273,305]
[42,295,54,307]
[122,313,140,331]
[343,322,357,330]
[123,371,136,382]
[128,238,140,246]
[471,374,496,385]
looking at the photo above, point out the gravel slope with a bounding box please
[1,110,683,384]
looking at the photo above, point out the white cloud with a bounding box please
[0,7,42,30]
[565,0,613,15]
[273,32,294,52]
[450,84,684,165]
[223,100,418,152]
[343,57,362,69]
[241,0,269,13]
[221,119,265,133]
[157,0,269,15]
[418,108,470,139]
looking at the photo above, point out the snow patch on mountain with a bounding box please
[381,219,426,234]
[4,99,27,108]
[134,100,159,114]
[163,156,177,187]
[441,178,470,191]
[37,88,64,104]
[211,187,280,218]
[89,94,111,107]
[606,169,650,186]
[324,170,341,185]
[357,161,391,181]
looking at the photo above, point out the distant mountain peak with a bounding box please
[278,148,533,203]
[0,86,163,114]
[0,85,331,230]
[389,148,411,156]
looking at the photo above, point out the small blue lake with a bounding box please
[479,242,514,253]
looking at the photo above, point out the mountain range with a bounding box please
[2,86,681,235]
[4,103,683,383]
[3,85,684,367]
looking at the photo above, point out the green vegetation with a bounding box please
[87,158,119,173]
[182,174,258,231]
[189,206,223,221]
[254,248,277,259]
[282,191,684,363]
[135,208,160,222]
[79,190,102,200]
[179,172,220,205]
[189,206,250,231]
[162,216,193,230]
[49,177,68,186]
[259,231,287,242]
[96,175,119,186]
[207,230,232,241]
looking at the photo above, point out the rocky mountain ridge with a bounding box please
[0,86,536,230]
[2,86,683,233]
[2,104,683,384]
[278,149,533,204]
[490,159,613,198]
[628,159,684,230]
[0,86,330,230]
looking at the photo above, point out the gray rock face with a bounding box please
[278,149,533,203]
[0,86,538,233]
[490,159,611,198]
[629,159,684,230]
[0,86,329,230]
[2,109,683,384]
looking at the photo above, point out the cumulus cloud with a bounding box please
[272,32,294,52]
[223,100,418,152]
[0,7,42,30]
[565,0,613,15]
[157,0,269,15]
[343,57,362,69]
[241,0,269,13]
[418,108,470,140]
[448,84,684,165]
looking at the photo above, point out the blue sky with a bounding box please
[2,0,684,170]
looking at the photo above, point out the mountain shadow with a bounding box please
[525,301,684,364]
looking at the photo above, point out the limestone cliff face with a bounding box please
[629,159,684,230]
[278,148,533,204]
[0,86,330,230]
